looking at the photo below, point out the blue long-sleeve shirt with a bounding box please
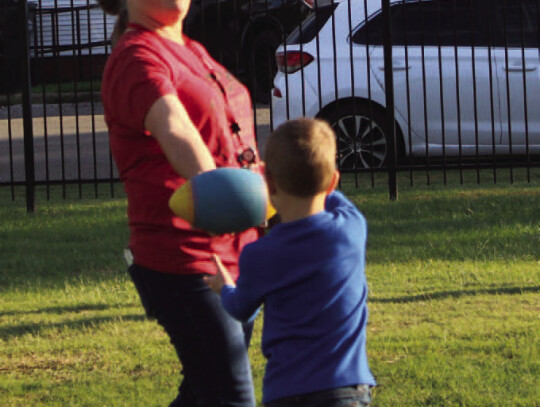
[221,191,376,403]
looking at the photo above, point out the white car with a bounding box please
[271,0,540,169]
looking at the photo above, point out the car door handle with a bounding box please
[503,65,537,72]
[378,65,411,71]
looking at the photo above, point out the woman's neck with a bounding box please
[129,16,185,45]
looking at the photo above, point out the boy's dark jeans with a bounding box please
[265,385,371,407]
[128,264,256,407]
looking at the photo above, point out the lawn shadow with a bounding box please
[0,314,148,341]
[370,285,540,304]
[0,302,138,317]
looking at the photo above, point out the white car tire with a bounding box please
[321,101,399,170]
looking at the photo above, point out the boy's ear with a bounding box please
[326,170,340,194]
[264,167,278,195]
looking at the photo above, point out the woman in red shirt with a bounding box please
[98,1,262,405]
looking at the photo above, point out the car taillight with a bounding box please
[302,0,315,9]
[276,51,314,74]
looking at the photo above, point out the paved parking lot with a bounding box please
[0,102,271,183]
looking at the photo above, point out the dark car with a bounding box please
[0,0,38,92]
[185,0,310,102]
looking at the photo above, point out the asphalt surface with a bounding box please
[0,102,271,183]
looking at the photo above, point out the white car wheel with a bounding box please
[323,102,390,170]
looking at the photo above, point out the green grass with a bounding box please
[32,80,102,94]
[0,81,102,106]
[1,170,539,406]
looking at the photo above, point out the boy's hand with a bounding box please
[204,254,236,294]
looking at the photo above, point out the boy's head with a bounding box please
[264,118,337,197]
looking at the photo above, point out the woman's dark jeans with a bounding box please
[128,264,256,407]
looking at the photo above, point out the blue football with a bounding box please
[190,168,269,234]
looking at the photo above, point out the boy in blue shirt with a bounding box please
[205,118,376,407]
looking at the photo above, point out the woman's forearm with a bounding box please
[145,94,217,179]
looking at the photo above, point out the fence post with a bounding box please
[382,0,398,200]
[19,0,35,213]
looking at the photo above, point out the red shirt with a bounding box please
[101,26,261,279]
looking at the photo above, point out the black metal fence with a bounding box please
[1,0,539,211]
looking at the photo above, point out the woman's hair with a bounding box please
[96,0,124,15]
[96,0,127,48]
[264,118,337,197]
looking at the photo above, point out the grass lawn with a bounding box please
[1,169,539,406]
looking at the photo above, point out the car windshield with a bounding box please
[286,1,339,45]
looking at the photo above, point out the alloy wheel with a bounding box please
[332,114,388,169]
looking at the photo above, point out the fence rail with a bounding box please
[1,0,538,211]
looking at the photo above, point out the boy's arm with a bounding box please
[325,190,358,211]
[204,255,262,323]
[326,191,367,235]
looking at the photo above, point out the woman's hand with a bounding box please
[204,254,236,294]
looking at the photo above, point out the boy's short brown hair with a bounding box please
[264,118,336,197]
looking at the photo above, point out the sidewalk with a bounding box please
[0,100,271,184]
